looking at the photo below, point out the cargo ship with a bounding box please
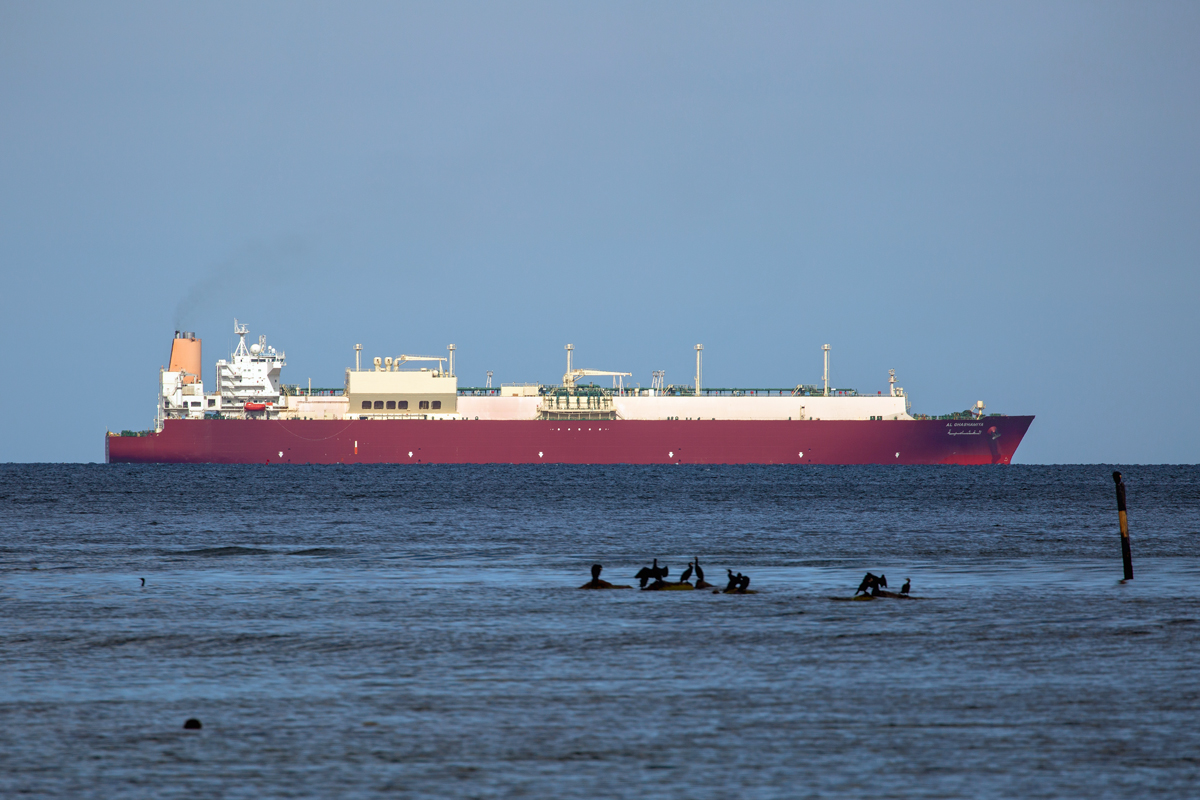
[106,322,1033,465]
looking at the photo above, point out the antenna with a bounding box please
[822,344,831,397]
[232,319,251,358]
[695,344,703,394]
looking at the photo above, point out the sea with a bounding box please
[2,464,1198,799]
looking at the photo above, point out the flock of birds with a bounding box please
[579,558,754,593]
[855,572,911,598]
[580,563,913,598]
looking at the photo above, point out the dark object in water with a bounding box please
[183,718,202,730]
[900,578,910,596]
[857,572,889,596]
[715,571,757,594]
[693,558,712,588]
[140,578,145,587]
[580,563,630,589]
[680,563,693,583]
[1114,471,1134,580]
[634,566,652,588]
[723,571,752,593]
[635,558,670,588]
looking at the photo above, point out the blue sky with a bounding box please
[1,2,1197,463]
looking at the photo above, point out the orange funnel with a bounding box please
[169,332,202,384]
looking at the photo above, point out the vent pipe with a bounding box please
[822,344,831,397]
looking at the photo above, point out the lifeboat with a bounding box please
[243,402,271,411]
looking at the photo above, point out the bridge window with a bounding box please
[398,400,409,410]
[386,401,396,410]
[431,400,442,410]
[419,400,430,410]
[374,401,384,409]
[361,401,371,410]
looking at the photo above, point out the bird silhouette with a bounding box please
[680,563,694,583]
[900,578,911,595]
[724,570,740,592]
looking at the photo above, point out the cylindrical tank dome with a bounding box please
[168,334,202,384]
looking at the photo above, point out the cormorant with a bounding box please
[635,558,660,588]
[738,574,751,593]
[900,578,910,596]
[634,566,652,588]
[680,563,694,583]
[591,564,603,582]
[856,572,878,596]
[724,571,746,593]
[140,578,145,587]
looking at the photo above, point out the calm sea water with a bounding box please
[2,464,1198,799]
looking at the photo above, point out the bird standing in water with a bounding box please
[900,578,911,596]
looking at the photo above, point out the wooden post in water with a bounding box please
[1113,471,1133,580]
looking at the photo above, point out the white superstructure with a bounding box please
[207,320,286,414]
[158,326,930,425]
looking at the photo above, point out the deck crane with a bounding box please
[563,369,633,392]
[390,354,449,375]
[560,343,632,392]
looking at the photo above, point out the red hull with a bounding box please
[106,417,1033,465]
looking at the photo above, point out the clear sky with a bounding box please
[1,2,1197,463]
